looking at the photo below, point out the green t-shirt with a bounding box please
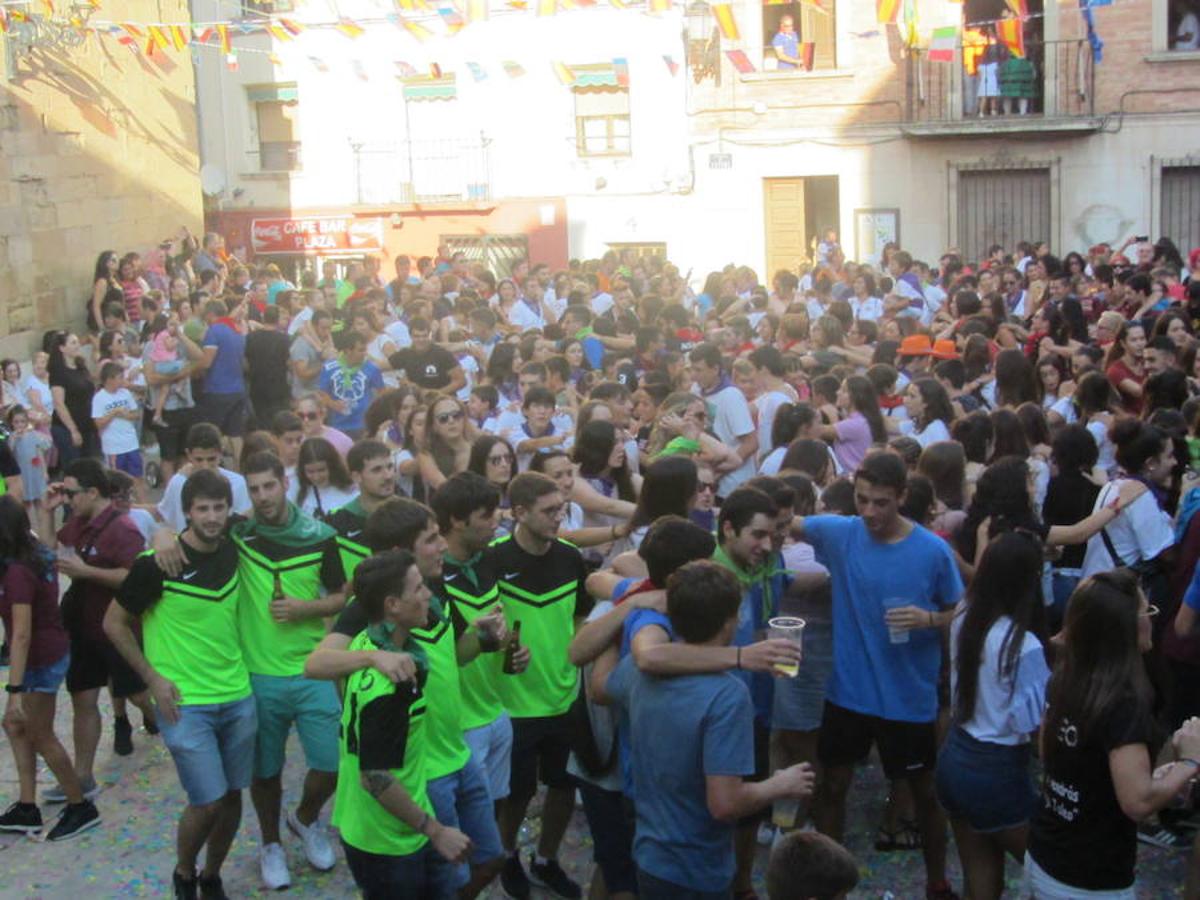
[441,551,505,730]
[410,591,470,780]
[333,630,433,857]
[233,530,346,676]
[489,534,592,719]
[116,540,250,705]
[325,502,369,582]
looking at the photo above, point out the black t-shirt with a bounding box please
[0,440,20,479]
[1042,470,1102,570]
[388,345,459,391]
[49,360,97,436]
[1029,694,1157,890]
[244,330,292,406]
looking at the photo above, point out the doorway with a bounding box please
[763,175,840,278]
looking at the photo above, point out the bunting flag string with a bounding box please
[712,3,738,40]
[927,25,957,62]
[662,54,678,76]
[725,49,754,73]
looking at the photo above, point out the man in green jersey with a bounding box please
[335,550,471,898]
[106,469,255,900]
[430,472,529,816]
[237,451,348,890]
[306,497,509,897]
[325,438,396,578]
[490,472,592,900]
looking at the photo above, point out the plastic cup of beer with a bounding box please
[767,616,806,677]
[883,597,911,645]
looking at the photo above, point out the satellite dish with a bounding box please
[200,164,227,196]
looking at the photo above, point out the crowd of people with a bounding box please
[2,227,1200,900]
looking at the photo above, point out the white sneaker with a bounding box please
[287,809,337,871]
[260,842,292,890]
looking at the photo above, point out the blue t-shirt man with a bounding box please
[803,515,962,723]
[318,358,384,434]
[606,654,754,892]
[202,321,246,395]
[772,28,800,70]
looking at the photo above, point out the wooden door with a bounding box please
[763,178,807,280]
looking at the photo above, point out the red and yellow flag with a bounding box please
[215,24,230,54]
[336,18,365,38]
[147,25,169,50]
[1005,0,1029,18]
[169,25,189,50]
[997,17,1025,57]
[279,18,305,36]
[712,3,739,40]
[876,0,899,24]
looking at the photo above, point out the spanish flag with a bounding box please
[712,3,738,40]
[997,17,1025,57]
[147,25,169,50]
[169,25,189,50]
[279,18,305,36]
[1005,0,1029,18]
[876,0,899,24]
[335,18,365,38]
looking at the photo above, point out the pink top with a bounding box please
[833,412,872,473]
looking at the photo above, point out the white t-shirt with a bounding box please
[950,615,1049,746]
[1086,419,1117,475]
[1080,482,1174,579]
[590,292,614,318]
[508,299,545,332]
[17,373,52,415]
[755,390,794,463]
[288,306,313,336]
[299,483,359,520]
[851,296,884,322]
[384,319,412,350]
[901,417,952,449]
[697,384,756,496]
[91,387,140,455]
[157,466,252,533]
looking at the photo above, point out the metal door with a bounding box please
[442,235,530,278]
[957,168,1050,263]
[1161,166,1200,257]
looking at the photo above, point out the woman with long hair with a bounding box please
[811,375,886,473]
[485,342,521,409]
[467,433,516,532]
[903,377,957,448]
[628,455,698,542]
[918,441,968,535]
[935,531,1050,900]
[295,437,357,520]
[561,339,590,387]
[88,251,119,333]
[418,395,473,490]
[1042,424,1102,629]
[1151,308,1192,349]
[0,495,96,836]
[571,420,639,536]
[1027,570,1200,898]
[398,403,428,501]
[47,331,99,467]
[644,391,741,471]
[1071,371,1119,475]
[1104,320,1147,416]
[759,402,818,476]
[952,411,993,500]
[992,349,1038,410]
[116,253,149,325]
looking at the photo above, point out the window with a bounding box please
[607,242,668,261]
[249,85,300,172]
[1170,0,1200,50]
[442,235,529,276]
[761,0,835,72]
[573,65,631,158]
[1161,165,1200,254]
[244,1,295,13]
[957,167,1050,264]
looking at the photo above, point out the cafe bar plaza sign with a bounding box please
[250,216,387,255]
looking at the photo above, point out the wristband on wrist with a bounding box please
[736,647,742,670]
[5,683,25,694]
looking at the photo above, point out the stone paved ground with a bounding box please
[0,684,1190,899]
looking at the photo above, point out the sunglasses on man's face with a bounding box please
[436,410,464,425]
[697,481,716,493]
[299,411,320,421]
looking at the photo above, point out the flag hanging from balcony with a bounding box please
[279,18,305,36]
[900,0,918,47]
[712,4,739,40]
[997,17,1024,57]
[928,25,957,62]
[613,57,630,87]
[1005,0,1029,17]
[663,54,679,76]
[725,49,755,73]
[216,24,231,54]
[1080,0,1104,62]
[876,0,899,25]
[800,41,814,70]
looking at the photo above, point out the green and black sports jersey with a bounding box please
[409,587,471,779]
[333,629,433,858]
[442,552,505,731]
[117,539,249,706]
[488,534,592,719]
[233,530,346,676]
[325,502,369,582]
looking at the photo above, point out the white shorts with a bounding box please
[1023,853,1136,899]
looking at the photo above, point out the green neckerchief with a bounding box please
[712,544,785,628]
[365,621,429,671]
[445,549,484,590]
[655,436,701,459]
[232,502,336,548]
[574,326,594,340]
[336,354,364,395]
[338,497,367,523]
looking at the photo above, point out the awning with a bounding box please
[402,75,457,101]
[573,64,619,89]
[246,84,299,103]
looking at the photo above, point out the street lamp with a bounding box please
[685,0,720,84]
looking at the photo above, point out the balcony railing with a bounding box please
[258,141,302,172]
[906,39,1095,127]
[351,136,491,205]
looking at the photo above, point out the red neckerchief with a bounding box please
[615,578,656,606]
[879,394,904,410]
[213,316,240,332]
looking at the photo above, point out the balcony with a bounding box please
[902,39,1103,137]
[350,136,492,206]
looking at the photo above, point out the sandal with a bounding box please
[874,820,923,852]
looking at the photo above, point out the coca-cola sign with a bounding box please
[250,216,386,255]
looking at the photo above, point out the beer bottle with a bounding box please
[502,620,522,675]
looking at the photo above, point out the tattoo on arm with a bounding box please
[362,770,395,799]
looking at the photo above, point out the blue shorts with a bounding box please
[935,726,1035,833]
[427,754,504,887]
[771,622,833,732]
[343,839,457,900]
[158,695,257,806]
[462,713,513,801]
[109,449,144,478]
[249,673,340,779]
[24,651,70,693]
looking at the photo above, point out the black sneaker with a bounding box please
[113,716,133,756]
[0,801,42,833]
[528,855,582,900]
[46,800,100,842]
[172,870,198,900]
[500,852,531,899]
[197,874,229,900]
[143,714,160,736]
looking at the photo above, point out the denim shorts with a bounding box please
[462,713,513,801]
[935,726,1036,833]
[427,754,504,887]
[108,449,144,478]
[24,651,70,693]
[249,673,340,779]
[343,839,456,900]
[158,695,258,806]
[772,622,833,732]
